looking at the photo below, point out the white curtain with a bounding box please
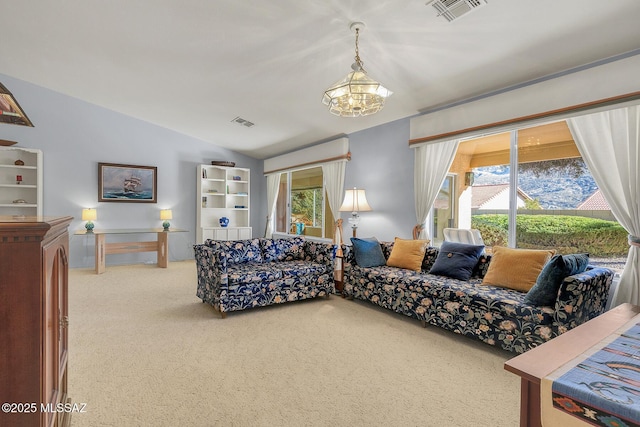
[264,173,281,238]
[322,161,347,246]
[413,139,460,240]
[568,105,640,307]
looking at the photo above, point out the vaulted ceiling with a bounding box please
[1,0,639,158]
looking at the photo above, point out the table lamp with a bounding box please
[82,208,97,231]
[160,209,172,231]
[339,188,372,237]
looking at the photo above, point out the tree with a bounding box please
[291,188,323,226]
[522,198,543,210]
[518,158,587,179]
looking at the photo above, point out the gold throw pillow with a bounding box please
[482,246,556,292]
[386,237,430,272]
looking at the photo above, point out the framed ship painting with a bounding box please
[98,163,157,203]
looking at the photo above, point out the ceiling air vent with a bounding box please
[427,0,488,22]
[231,116,255,128]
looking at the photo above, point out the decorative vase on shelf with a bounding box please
[219,217,229,228]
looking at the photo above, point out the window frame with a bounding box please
[275,166,332,239]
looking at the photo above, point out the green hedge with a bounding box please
[471,214,628,257]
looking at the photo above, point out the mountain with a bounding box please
[473,166,598,209]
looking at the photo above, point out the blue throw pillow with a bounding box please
[428,241,485,281]
[351,237,386,268]
[525,253,589,306]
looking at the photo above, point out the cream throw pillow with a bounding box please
[386,237,430,272]
[482,246,556,292]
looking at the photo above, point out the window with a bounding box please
[291,188,323,228]
[432,120,627,272]
[274,167,334,238]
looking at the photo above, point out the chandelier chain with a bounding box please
[354,28,365,72]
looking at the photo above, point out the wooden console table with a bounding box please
[504,303,640,427]
[75,228,187,274]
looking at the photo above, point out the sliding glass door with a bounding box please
[432,120,626,272]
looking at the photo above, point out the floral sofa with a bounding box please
[194,237,335,317]
[343,241,614,354]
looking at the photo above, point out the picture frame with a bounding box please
[98,162,157,203]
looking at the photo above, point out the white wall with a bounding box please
[0,73,265,268]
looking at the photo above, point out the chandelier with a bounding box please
[322,22,392,117]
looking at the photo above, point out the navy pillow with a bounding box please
[525,253,589,306]
[351,237,387,268]
[428,241,485,281]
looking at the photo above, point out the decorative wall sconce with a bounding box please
[82,208,97,231]
[160,209,173,230]
[339,187,373,237]
[0,82,33,127]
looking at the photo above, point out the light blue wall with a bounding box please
[344,117,417,242]
[0,74,265,268]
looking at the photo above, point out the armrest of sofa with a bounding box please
[553,266,614,332]
[302,241,336,267]
[194,244,229,304]
[341,244,354,264]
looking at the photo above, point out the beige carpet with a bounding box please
[68,261,520,426]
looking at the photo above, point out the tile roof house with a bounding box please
[577,189,611,210]
[471,184,532,210]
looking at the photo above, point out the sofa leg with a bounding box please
[220,311,227,319]
[421,320,427,328]
[325,293,331,299]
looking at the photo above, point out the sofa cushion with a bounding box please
[351,237,387,267]
[278,260,332,279]
[386,237,429,272]
[422,247,440,272]
[421,276,555,327]
[228,263,282,285]
[482,246,556,292]
[261,237,305,262]
[349,265,555,327]
[429,241,485,281]
[524,253,590,306]
[471,254,492,279]
[212,239,264,264]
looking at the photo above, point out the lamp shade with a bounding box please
[82,208,97,221]
[160,209,173,220]
[339,188,372,212]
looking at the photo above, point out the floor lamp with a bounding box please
[339,188,372,237]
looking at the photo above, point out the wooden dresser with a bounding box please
[0,216,73,427]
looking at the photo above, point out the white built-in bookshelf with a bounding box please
[196,164,251,243]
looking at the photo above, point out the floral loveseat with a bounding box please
[194,237,335,317]
[343,239,614,354]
